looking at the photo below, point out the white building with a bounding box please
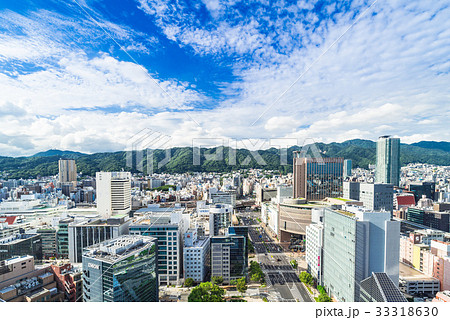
[96,172,131,218]
[343,182,394,213]
[209,204,232,236]
[209,189,236,207]
[183,229,210,282]
[306,209,324,285]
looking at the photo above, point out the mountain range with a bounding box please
[0,140,449,179]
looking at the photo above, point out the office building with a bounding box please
[0,233,42,261]
[408,182,436,202]
[209,190,236,207]
[406,208,450,232]
[57,218,73,259]
[82,235,158,302]
[37,228,58,259]
[68,215,131,263]
[96,172,131,218]
[228,226,249,268]
[343,182,394,213]
[360,272,407,302]
[375,136,400,186]
[209,204,232,236]
[293,154,344,200]
[183,229,210,283]
[321,206,400,302]
[129,205,189,285]
[210,234,246,284]
[306,209,324,284]
[343,159,352,178]
[59,159,77,184]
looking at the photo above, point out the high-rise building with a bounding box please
[321,206,400,302]
[82,235,158,302]
[37,227,58,259]
[129,205,190,285]
[57,218,73,259]
[293,154,344,200]
[96,172,131,218]
[210,234,246,284]
[209,204,232,236]
[375,136,400,186]
[343,159,352,178]
[306,209,324,285]
[183,229,210,283]
[58,159,77,184]
[68,215,131,263]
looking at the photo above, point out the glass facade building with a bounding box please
[375,136,400,186]
[0,233,42,261]
[211,235,246,283]
[82,235,158,302]
[293,155,344,200]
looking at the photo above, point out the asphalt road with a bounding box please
[239,213,314,302]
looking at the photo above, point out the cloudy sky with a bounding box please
[0,0,449,156]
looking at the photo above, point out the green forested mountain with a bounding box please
[1,140,449,179]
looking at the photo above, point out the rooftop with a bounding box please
[83,235,156,263]
[399,263,439,281]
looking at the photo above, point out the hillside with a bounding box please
[0,139,449,179]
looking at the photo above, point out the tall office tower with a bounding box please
[209,204,232,236]
[321,206,400,302]
[82,235,158,302]
[129,205,190,285]
[58,159,77,184]
[343,159,352,178]
[293,153,344,200]
[375,136,400,186]
[96,172,131,218]
[210,234,246,284]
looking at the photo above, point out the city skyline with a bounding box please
[0,0,449,157]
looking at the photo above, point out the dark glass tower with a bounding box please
[82,235,158,302]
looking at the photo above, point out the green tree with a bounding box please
[290,259,298,269]
[299,271,314,286]
[188,282,225,302]
[184,278,195,287]
[236,277,247,295]
[212,276,223,285]
[317,292,332,302]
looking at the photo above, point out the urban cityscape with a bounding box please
[0,0,450,317]
[0,136,449,305]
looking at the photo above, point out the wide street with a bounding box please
[238,211,313,302]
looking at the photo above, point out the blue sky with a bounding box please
[0,0,449,156]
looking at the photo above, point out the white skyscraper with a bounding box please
[96,172,131,218]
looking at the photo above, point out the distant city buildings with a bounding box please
[82,235,158,302]
[375,136,400,186]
